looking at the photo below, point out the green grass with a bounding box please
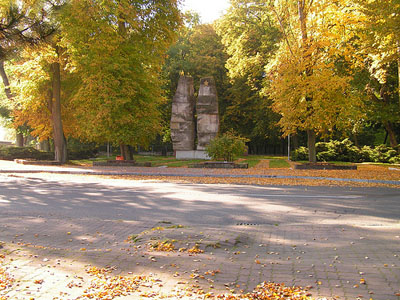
[69,155,205,168]
[269,159,291,168]
[238,155,289,168]
[68,156,114,166]
[162,159,204,167]
[237,158,261,168]
[296,160,354,165]
[136,156,203,167]
[70,154,293,169]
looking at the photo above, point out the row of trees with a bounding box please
[0,0,181,162]
[1,0,399,163]
[217,0,400,162]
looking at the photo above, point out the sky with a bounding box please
[181,0,231,24]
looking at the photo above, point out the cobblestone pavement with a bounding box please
[0,172,399,299]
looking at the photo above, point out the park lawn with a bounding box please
[238,155,290,168]
[70,154,294,168]
[69,155,205,168]
[269,159,291,168]
[68,156,115,167]
[296,160,355,165]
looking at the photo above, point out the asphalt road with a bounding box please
[1,174,399,227]
[1,174,400,299]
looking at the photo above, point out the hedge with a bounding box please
[0,146,53,161]
[291,139,400,164]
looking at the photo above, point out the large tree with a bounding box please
[216,0,283,153]
[354,0,400,147]
[10,40,76,163]
[264,0,364,162]
[60,0,181,159]
[0,0,52,146]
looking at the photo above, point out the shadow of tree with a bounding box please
[0,175,399,299]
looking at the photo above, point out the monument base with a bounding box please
[176,150,210,160]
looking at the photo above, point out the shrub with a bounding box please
[68,149,98,160]
[370,145,398,163]
[316,149,337,162]
[205,131,248,162]
[292,140,399,163]
[291,146,309,161]
[360,146,373,162]
[67,139,98,159]
[0,146,53,161]
[389,156,400,164]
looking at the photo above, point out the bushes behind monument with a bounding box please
[206,131,248,162]
[291,139,400,164]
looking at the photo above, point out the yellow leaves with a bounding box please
[0,255,14,293]
[151,226,165,231]
[76,266,153,300]
[204,270,220,276]
[187,245,204,254]
[151,241,175,252]
[222,282,313,300]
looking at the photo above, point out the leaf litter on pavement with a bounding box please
[0,224,317,300]
[1,164,399,299]
[101,164,400,188]
[5,162,400,188]
[2,223,399,299]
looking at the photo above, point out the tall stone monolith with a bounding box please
[170,76,196,151]
[196,77,219,150]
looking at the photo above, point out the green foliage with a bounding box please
[216,1,282,151]
[0,146,53,160]
[363,144,399,163]
[58,0,182,147]
[315,139,361,162]
[205,131,249,162]
[291,146,308,161]
[269,159,290,168]
[67,138,98,160]
[291,139,400,164]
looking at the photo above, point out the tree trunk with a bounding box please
[378,79,399,148]
[39,139,50,151]
[49,61,67,163]
[307,129,316,163]
[119,144,133,160]
[0,60,13,100]
[384,121,398,148]
[0,60,24,147]
[298,1,316,163]
[397,41,400,107]
[16,133,24,147]
[292,133,299,150]
[353,133,359,147]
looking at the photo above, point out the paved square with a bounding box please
[0,174,399,299]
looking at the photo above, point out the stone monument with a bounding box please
[171,75,219,159]
[196,77,219,150]
[170,76,196,152]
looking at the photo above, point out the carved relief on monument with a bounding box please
[196,77,219,150]
[170,76,196,151]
